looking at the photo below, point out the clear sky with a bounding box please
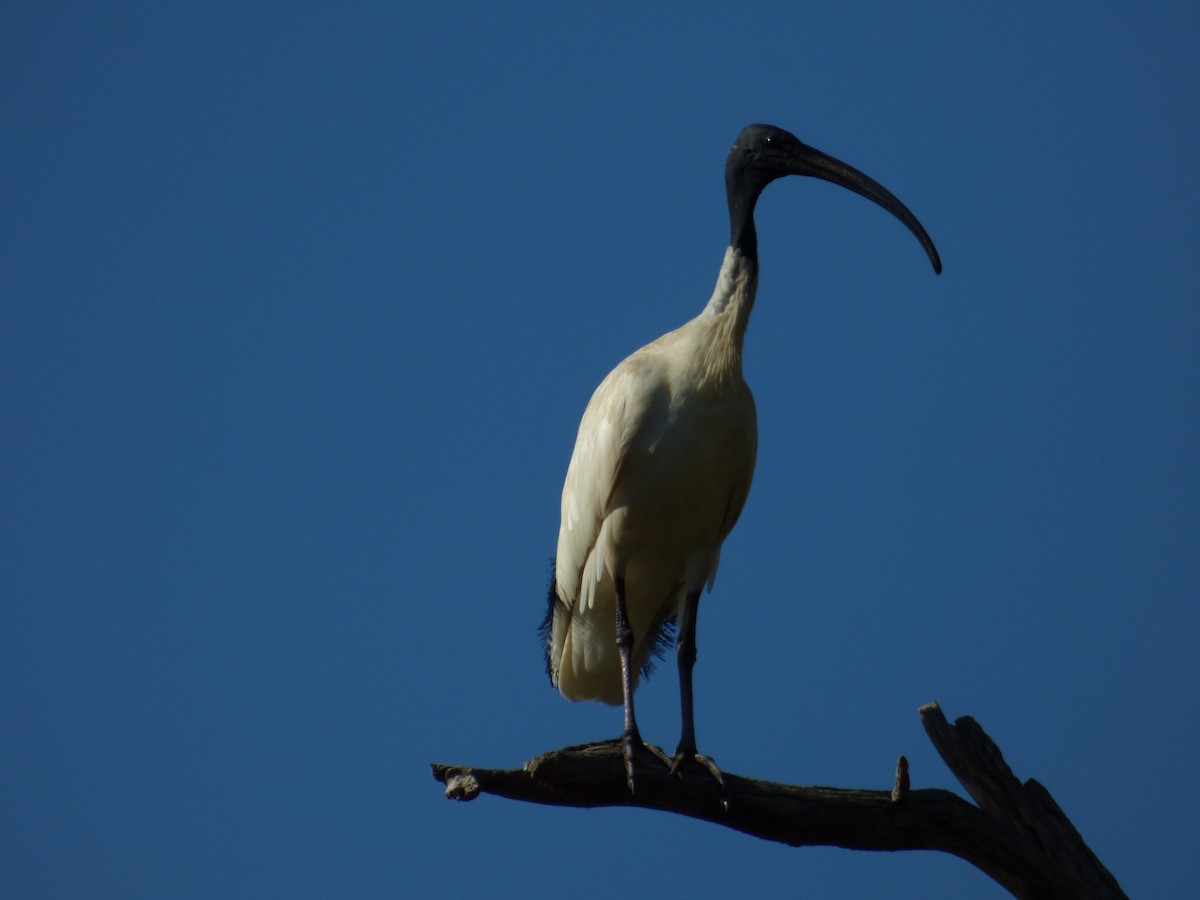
[3,2,1197,897]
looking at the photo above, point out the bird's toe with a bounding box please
[620,734,671,793]
[670,748,729,809]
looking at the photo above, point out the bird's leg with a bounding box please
[614,576,667,792]
[673,589,701,759]
[615,576,644,790]
[671,589,726,794]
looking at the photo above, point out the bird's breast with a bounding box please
[608,377,757,558]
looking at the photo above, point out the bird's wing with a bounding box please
[555,354,667,612]
[704,418,757,591]
[716,388,757,543]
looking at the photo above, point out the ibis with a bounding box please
[541,124,941,791]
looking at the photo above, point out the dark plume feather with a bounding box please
[639,611,677,680]
[541,557,677,685]
[540,558,562,683]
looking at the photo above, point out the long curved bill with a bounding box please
[791,144,942,275]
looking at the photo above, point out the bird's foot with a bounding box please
[620,733,671,794]
[670,747,729,811]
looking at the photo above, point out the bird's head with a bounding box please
[726,123,941,273]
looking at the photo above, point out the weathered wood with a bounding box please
[918,703,1126,899]
[431,703,1125,900]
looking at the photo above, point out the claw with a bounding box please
[621,735,671,793]
[670,748,729,811]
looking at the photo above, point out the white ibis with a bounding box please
[541,124,941,791]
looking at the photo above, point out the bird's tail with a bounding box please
[541,559,676,706]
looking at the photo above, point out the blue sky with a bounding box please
[3,2,1197,897]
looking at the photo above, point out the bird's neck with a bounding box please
[697,247,758,382]
[725,165,767,263]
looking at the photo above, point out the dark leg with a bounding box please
[614,576,642,772]
[614,577,667,791]
[671,589,726,794]
[672,589,701,761]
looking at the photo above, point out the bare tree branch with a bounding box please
[431,702,1125,899]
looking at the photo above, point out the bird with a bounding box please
[541,124,941,792]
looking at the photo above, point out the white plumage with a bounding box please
[549,248,757,704]
[540,124,940,788]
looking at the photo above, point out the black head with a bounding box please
[726,123,941,273]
